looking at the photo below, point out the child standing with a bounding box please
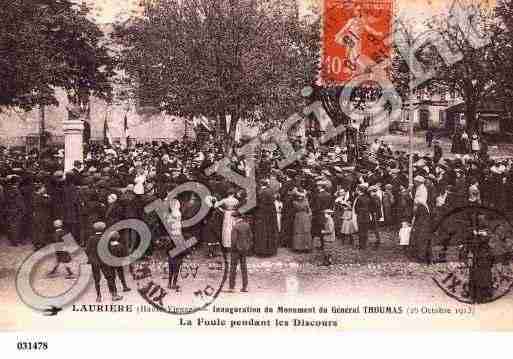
[320,209,336,266]
[166,198,187,292]
[47,220,75,279]
[321,209,336,244]
[340,202,356,245]
[399,221,411,254]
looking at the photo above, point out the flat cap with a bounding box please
[93,222,106,231]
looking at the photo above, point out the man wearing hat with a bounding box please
[311,182,334,250]
[71,160,84,185]
[86,222,123,302]
[454,168,467,209]
[353,184,371,250]
[48,170,65,221]
[388,167,402,188]
[425,128,434,147]
[433,140,443,164]
[368,185,383,249]
[228,210,253,293]
[4,174,25,246]
[18,170,35,245]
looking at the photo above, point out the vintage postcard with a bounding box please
[1,1,513,347]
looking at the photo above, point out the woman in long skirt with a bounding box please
[201,195,223,257]
[165,199,186,291]
[291,190,313,252]
[32,184,52,250]
[410,198,432,264]
[382,184,395,225]
[214,188,240,250]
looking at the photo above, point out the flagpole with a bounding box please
[103,109,112,148]
[123,108,129,149]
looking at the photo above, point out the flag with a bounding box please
[103,118,112,147]
[225,115,231,135]
[199,116,211,132]
[234,120,242,142]
[123,113,129,135]
[122,113,130,149]
[192,116,212,132]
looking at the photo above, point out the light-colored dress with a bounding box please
[216,196,239,248]
[134,172,147,195]
[275,200,283,232]
[322,215,336,243]
[341,209,356,235]
[166,212,183,239]
[399,224,411,246]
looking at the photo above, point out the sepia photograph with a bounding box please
[1,0,513,354]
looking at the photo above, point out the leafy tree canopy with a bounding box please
[0,0,115,112]
[113,0,319,136]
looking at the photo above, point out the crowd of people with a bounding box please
[0,131,510,300]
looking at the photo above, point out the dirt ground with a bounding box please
[370,132,513,159]
[2,231,513,331]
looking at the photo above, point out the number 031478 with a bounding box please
[17,341,48,350]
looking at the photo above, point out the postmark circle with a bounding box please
[131,240,228,315]
[431,206,513,304]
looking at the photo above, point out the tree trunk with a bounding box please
[216,113,239,154]
[465,100,478,133]
[229,114,238,140]
[218,113,227,140]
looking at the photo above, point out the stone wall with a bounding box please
[0,88,192,147]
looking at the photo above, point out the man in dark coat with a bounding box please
[354,184,371,250]
[156,154,173,197]
[410,198,432,264]
[311,183,334,250]
[63,172,83,245]
[253,180,279,256]
[4,175,26,246]
[368,186,382,250]
[47,171,65,221]
[86,222,123,303]
[468,214,494,303]
[107,229,131,293]
[229,210,253,292]
[425,129,434,147]
[433,141,443,163]
[105,193,124,227]
[19,172,35,244]
[181,193,202,241]
[120,185,140,253]
[32,183,52,250]
[71,160,84,186]
[280,174,301,248]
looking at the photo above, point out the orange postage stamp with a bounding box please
[321,0,393,84]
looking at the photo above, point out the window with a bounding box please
[419,109,430,129]
[439,110,446,128]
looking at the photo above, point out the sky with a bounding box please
[82,0,495,24]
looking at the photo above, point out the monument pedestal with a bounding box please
[63,120,84,172]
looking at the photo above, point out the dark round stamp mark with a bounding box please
[431,206,513,304]
[131,238,228,315]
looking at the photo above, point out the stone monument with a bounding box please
[63,106,85,172]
